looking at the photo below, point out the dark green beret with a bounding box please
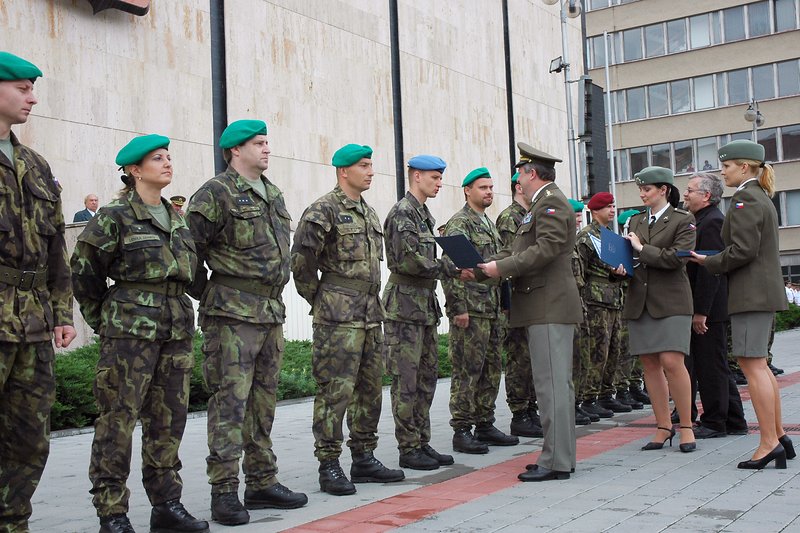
[462,167,491,187]
[115,134,170,167]
[718,139,765,163]
[568,199,585,212]
[0,51,42,81]
[511,171,520,184]
[332,144,373,167]
[514,142,562,168]
[634,166,674,186]
[617,208,640,225]
[219,119,268,149]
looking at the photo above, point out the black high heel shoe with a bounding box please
[642,426,675,450]
[778,434,796,460]
[737,444,787,470]
[679,426,696,453]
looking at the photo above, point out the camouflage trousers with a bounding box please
[448,317,504,429]
[504,326,537,414]
[202,317,284,493]
[89,336,192,517]
[613,324,643,391]
[0,341,55,532]
[384,321,438,454]
[572,319,590,401]
[580,306,623,401]
[312,324,383,461]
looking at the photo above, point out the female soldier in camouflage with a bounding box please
[71,135,208,533]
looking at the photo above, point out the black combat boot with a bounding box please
[318,459,357,495]
[576,403,599,422]
[598,395,633,413]
[350,451,405,483]
[574,406,591,425]
[475,423,519,446]
[527,406,542,427]
[99,514,135,533]
[150,500,209,533]
[421,444,454,465]
[509,412,544,438]
[452,427,489,454]
[615,389,644,410]
[399,448,440,470]
[244,483,308,509]
[210,492,249,526]
[581,400,613,418]
[629,385,651,405]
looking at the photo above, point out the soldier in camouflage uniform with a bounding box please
[572,193,630,422]
[383,155,460,471]
[0,52,76,533]
[495,172,541,438]
[291,144,404,496]
[71,135,208,533]
[443,167,518,454]
[186,120,307,525]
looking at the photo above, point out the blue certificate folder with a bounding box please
[434,235,484,268]
[599,227,634,277]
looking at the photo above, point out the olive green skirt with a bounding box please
[628,311,691,356]
[730,311,774,357]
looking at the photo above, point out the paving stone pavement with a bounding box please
[33,328,800,532]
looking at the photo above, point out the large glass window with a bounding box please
[644,24,665,57]
[753,64,776,100]
[614,150,630,181]
[727,68,749,104]
[783,124,800,159]
[613,32,624,65]
[652,144,671,168]
[772,196,783,227]
[615,91,626,122]
[623,28,643,61]
[666,19,687,53]
[648,83,668,117]
[590,36,606,69]
[711,11,723,44]
[715,73,727,106]
[626,87,646,120]
[723,6,746,41]
[778,60,800,96]
[689,14,710,48]
[588,0,610,10]
[630,146,649,174]
[694,75,714,109]
[759,127,779,162]
[697,137,718,170]
[776,0,798,32]
[674,140,694,173]
[670,79,690,113]
[786,191,800,226]
[748,1,771,37]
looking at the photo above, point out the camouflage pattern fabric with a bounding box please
[71,191,196,517]
[291,186,385,460]
[496,201,537,414]
[0,134,72,531]
[579,305,623,400]
[202,317,283,492]
[186,166,291,324]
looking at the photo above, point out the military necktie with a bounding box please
[649,215,656,229]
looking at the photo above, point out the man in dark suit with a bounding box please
[479,143,582,481]
[72,193,98,222]
[683,173,747,438]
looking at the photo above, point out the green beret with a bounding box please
[634,166,674,186]
[332,144,373,167]
[718,139,765,163]
[515,142,562,168]
[617,209,640,225]
[115,134,170,167]
[0,51,42,81]
[462,167,491,187]
[568,199,585,212]
[219,119,268,149]
[511,171,520,184]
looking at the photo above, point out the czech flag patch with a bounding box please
[735,202,745,209]
[545,208,556,214]
[688,223,696,230]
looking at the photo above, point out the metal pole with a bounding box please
[560,1,579,199]
[603,31,618,233]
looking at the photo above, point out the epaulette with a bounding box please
[674,208,690,215]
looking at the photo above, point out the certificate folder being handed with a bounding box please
[434,235,484,269]
[599,227,634,277]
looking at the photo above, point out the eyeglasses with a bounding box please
[685,188,703,194]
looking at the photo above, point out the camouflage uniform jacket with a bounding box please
[291,185,384,328]
[383,191,458,326]
[442,204,502,319]
[495,201,527,248]
[186,166,291,324]
[0,132,73,343]
[71,190,196,341]
[573,220,624,310]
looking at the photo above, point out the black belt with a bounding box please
[114,280,187,296]
[0,265,48,291]
[321,273,380,295]
[388,272,436,290]
[210,273,283,298]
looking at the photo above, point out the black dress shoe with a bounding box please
[510,412,544,437]
[518,466,570,482]
[598,396,633,413]
[738,444,787,469]
[99,514,135,533]
[318,459,357,496]
[768,363,784,375]
[453,428,489,454]
[727,427,749,435]
[734,371,748,385]
[576,404,599,422]
[244,483,308,510]
[693,425,726,439]
[779,434,796,460]
[629,386,651,405]
[210,492,249,525]
[581,401,613,418]
[475,424,519,446]
[525,464,574,473]
[351,451,405,483]
[421,444,454,465]
[616,390,644,410]
[151,500,209,533]
[399,449,440,470]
